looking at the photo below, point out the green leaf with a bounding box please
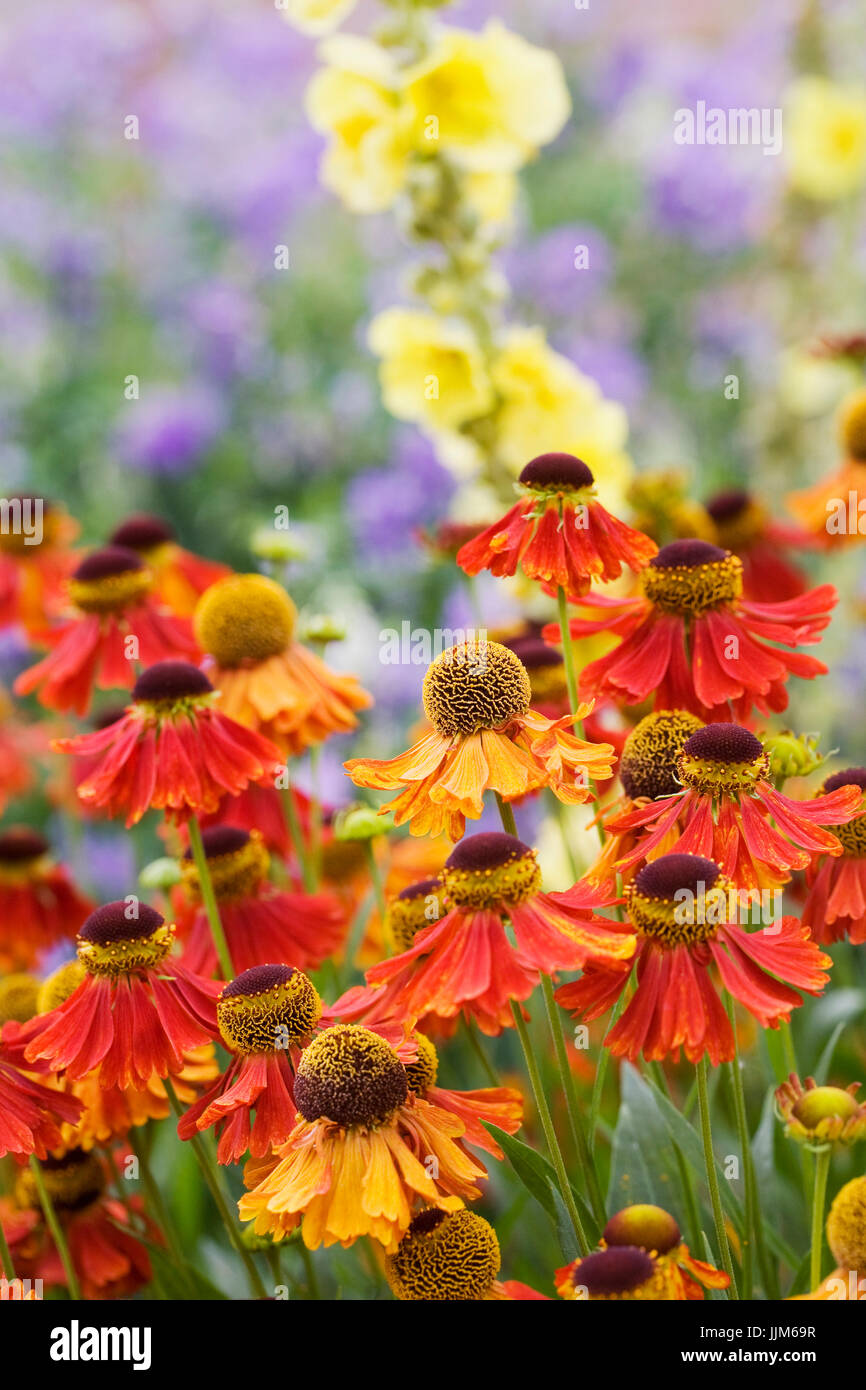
[813,1021,846,1085]
[484,1124,580,1261]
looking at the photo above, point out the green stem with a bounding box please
[810,1147,832,1292]
[29,1155,81,1300]
[299,1241,320,1300]
[726,996,774,1298]
[556,584,582,720]
[540,973,606,1229]
[0,1217,17,1283]
[462,1016,500,1087]
[129,1128,187,1276]
[510,999,589,1255]
[282,782,316,893]
[494,790,518,836]
[165,1078,268,1299]
[696,1058,737,1297]
[187,816,234,980]
[308,747,323,888]
[364,840,387,920]
[589,991,626,1153]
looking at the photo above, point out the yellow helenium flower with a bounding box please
[368,307,495,432]
[305,36,413,213]
[785,76,866,201]
[403,22,571,173]
[278,0,356,36]
[491,326,633,508]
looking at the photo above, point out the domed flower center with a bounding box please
[422,641,531,739]
[820,768,866,855]
[793,1086,861,1131]
[386,878,446,951]
[385,1207,501,1301]
[68,545,153,614]
[574,1246,655,1299]
[518,452,596,501]
[706,490,767,548]
[627,853,729,945]
[841,389,866,462]
[506,638,567,704]
[77,901,174,976]
[181,826,269,902]
[0,972,40,1026]
[443,832,542,909]
[132,661,215,715]
[826,1176,866,1273]
[294,1024,408,1128]
[218,964,321,1055]
[0,827,50,882]
[109,513,176,555]
[619,710,704,801]
[194,573,297,667]
[603,1204,681,1256]
[677,723,768,797]
[641,540,742,614]
[404,1031,439,1094]
[17,1150,105,1213]
[37,959,86,1013]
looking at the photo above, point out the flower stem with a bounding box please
[696,1057,737,1297]
[282,782,316,893]
[28,1155,82,1300]
[187,815,235,980]
[510,998,589,1255]
[364,840,387,920]
[810,1146,832,1292]
[0,1217,17,1282]
[556,584,582,721]
[165,1077,268,1299]
[462,1016,500,1087]
[726,996,774,1298]
[129,1127,188,1276]
[494,790,518,836]
[540,973,606,1230]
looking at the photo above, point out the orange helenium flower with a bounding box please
[544,539,835,723]
[802,767,866,944]
[355,833,634,1035]
[238,1024,485,1252]
[194,572,372,755]
[109,512,230,617]
[21,901,220,1090]
[556,852,831,1065]
[15,544,199,714]
[0,1029,83,1158]
[557,1203,729,1300]
[607,724,863,892]
[173,825,346,976]
[53,660,285,826]
[345,640,615,840]
[0,827,93,969]
[705,489,813,602]
[0,496,78,635]
[404,1031,523,1159]
[178,964,322,1164]
[457,452,657,598]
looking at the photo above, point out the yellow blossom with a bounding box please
[305,36,413,213]
[491,326,633,506]
[785,77,866,201]
[367,307,495,431]
[403,22,571,174]
[278,0,357,36]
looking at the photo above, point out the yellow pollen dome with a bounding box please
[641,540,742,615]
[76,902,174,978]
[422,640,531,738]
[677,723,768,797]
[603,1203,682,1256]
[385,878,447,951]
[385,1207,501,1301]
[0,972,41,1025]
[626,853,729,947]
[840,388,866,462]
[217,964,321,1055]
[37,958,86,1012]
[294,1024,408,1129]
[181,826,270,902]
[16,1149,105,1213]
[619,710,704,802]
[67,546,153,614]
[404,1032,439,1094]
[194,573,297,668]
[442,832,541,910]
[826,1176,866,1273]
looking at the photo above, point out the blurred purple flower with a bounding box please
[115,385,225,475]
[346,432,455,563]
[506,224,612,319]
